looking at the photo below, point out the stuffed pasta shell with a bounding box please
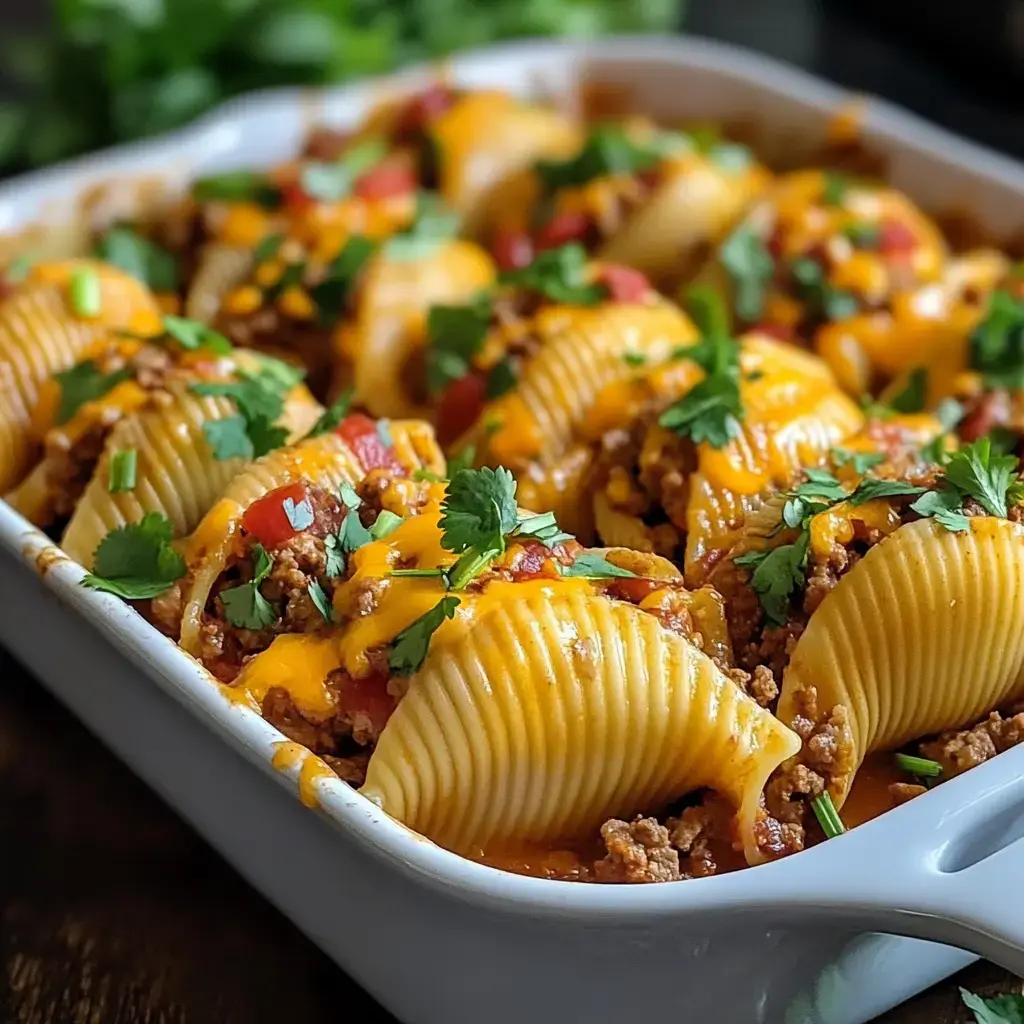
[488,120,770,290]
[212,464,798,872]
[0,260,162,491]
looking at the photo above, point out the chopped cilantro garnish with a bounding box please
[447,445,476,475]
[425,296,493,395]
[307,579,334,623]
[304,390,353,439]
[534,124,661,194]
[499,243,605,305]
[847,478,927,506]
[94,225,179,292]
[512,510,574,549]
[909,487,971,532]
[623,352,647,367]
[440,466,518,554]
[202,415,254,460]
[562,552,636,578]
[888,367,928,414]
[252,233,284,264]
[324,534,345,578]
[969,289,1024,389]
[388,595,461,676]
[734,531,810,628]
[81,511,186,600]
[162,315,233,355]
[299,139,388,202]
[53,361,133,425]
[337,506,373,553]
[822,171,847,207]
[311,235,377,326]
[220,543,278,629]
[192,171,281,208]
[719,225,774,323]
[789,256,858,323]
[282,494,314,532]
[831,448,885,474]
[811,791,845,839]
[485,357,517,399]
[338,482,361,510]
[107,449,137,493]
[843,222,880,249]
[944,437,1019,518]
[960,987,1024,1023]
[369,510,403,540]
[384,193,460,261]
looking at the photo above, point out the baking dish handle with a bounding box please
[793,755,1024,975]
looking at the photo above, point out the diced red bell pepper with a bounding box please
[491,227,534,272]
[353,161,418,201]
[435,371,487,447]
[533,210,594,251]
[597,264,651,304]
[335,412,402,472]
[241,480,313,549]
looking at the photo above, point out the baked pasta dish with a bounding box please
[5,81,1024,885]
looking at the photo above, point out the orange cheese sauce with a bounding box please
[271,740,336,809]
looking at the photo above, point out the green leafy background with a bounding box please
[0,0,684,174]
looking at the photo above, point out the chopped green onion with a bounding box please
[370,510,404,540]
[69,266,102,317]
[107,449,137,493]
[391,568,447,578]
[811,792,845,839]
[894,753,943,779]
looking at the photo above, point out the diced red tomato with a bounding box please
[435,371,487,446]
[241,480,312,549]
[396,84,456,136]
[752,321,795,342]
[605,576,663,604]
[766,226,786,260]
[878,218,918,256]
[353,161,418,200]
[335,412,402,472]
[533,210,594,251]
[335,671,396,735]
[491,227,534,272]
[281,180,313,212]
[597,264,651,304]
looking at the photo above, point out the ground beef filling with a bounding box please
[919,709,1024,778]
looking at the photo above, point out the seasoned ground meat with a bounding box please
[322,751,371,787]
[262,686,339,752]
[725,664,779,708]
[666,795,736,878]
[764,762,824,826]
[920,711,1024,777]
[594,817,681,883]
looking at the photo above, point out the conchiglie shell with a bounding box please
[0,261,161,490]
[777,517,1024,808]
[184,243,253,323]
[471,299,697,470]
[60,382,321,568]
[430,92,581,237]
[592,490,659,554]
[514,444,595,541]
[684,337,863,584]
[599,156,771,290]
[178,420,445,656]
[349,241,496,419]
[361,583,801,863]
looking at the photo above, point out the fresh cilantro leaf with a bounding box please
[81,511,186,600]
[888,367,928,414]
[844,222,880,249]
[192,171,282,208]
[203,415,253,461]
[307,579,334,623]
[95,225,179,291]
[220,543,278,630]
[499,243,605,306]
[299,138,388,202]
[337,507,373,553]
[822,171,847,207]
[388,595,461,676]
[790,256,859,324]
[910,487,971,532]
[961,987,1024,1024]
[384,193,461,261]
[247,353,306,391]
[824,289,859,321]
[920,433,953,466]
[425,296,493,394]
[324,535,345,578]
[485,358,517,399]
[658,371,743,448]
[848,478,927,505]
[439,466,518,553]
[719,225,774,323]
[339,482,362,510]
[245,415,290,459]
[304,391,353,439]
[252,233,284,264]
[623,351,647,367]
[513,510,575,548]
[370,510,403,540]
[936,397,965,431]
[283,495,314,532]
[192,376,284,424]
[685,284,731,343]
[162,314,233,355]
[535,124,661,193]
[562,551,637,578]
[734,531,810,627]
[969,289,1024,389]
[988,426,1021,456]
[447,446,476,475]
[797,468,846,501]
[53,361,133,425]
[944,437,1019,518]
[311,235,377,325]
[831,449,885,474]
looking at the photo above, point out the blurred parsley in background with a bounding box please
[0,0,683,174]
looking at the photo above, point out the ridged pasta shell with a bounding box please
[0,261,161,491]
[184,243,253,323]
[599,157,771,290]
[777,517,1024,807]
[349,241,495,419]
[430,92,581,236]
[60,383,321,568]
[361,583,801,863]
[177,420,445,656]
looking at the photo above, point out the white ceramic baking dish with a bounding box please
[3,36,1024,1024]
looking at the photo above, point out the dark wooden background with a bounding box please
[2,0,1023,1020]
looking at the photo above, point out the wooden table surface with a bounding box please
[0,647,1017,1024]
